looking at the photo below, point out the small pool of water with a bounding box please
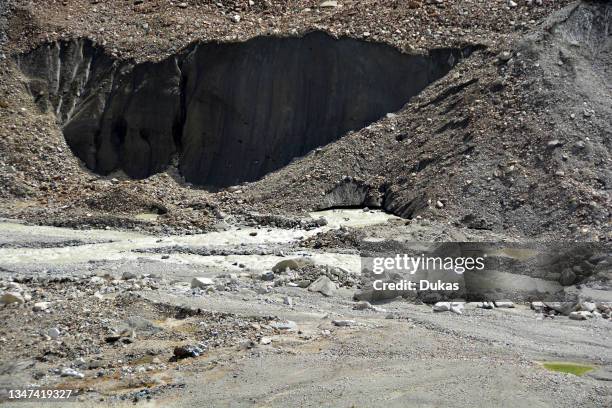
[539,362,595,376]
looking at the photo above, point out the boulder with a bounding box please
[60,368,84,378]
[576,301,596,312]
[544,302,574,316]
[569,311,592,320]
[0,292,25,305]
[332,320,356,327]
[272,258,313,273]
[450,302,464,315]
[48,327,61,339]
[270,320,297,330]
[173,345,203,359]
[122,271,137,280]
[433,302,451,312]
[33,302,50,311]
[308,276,336,297]
[560,268,576,286]
[191,277,215,289]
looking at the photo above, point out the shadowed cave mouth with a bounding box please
[17,32,474,188]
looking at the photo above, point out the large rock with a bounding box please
[560,268,577,286]
[272,258,313,273]
[332,319,356,327]
[0,292,24,304]
[270,320,297,330]
[569,311,592,320]
[544,302,574,316]
[308,276,336,296]
[433,302,451,312]
[173,345,204,359]
[191,277,215,289]
[33,302,51,311]
[60,368,84,378]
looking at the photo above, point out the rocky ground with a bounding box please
[0,210,611,406]
[0,0,609,241]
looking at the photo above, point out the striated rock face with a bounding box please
[16,32,469,187]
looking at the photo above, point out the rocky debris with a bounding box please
[246,213,327,230]
[494,301,514,308]
[191,277,215,289]
[0,274,274,393]
[259,337,272,345]
[0,291,24,304]
[275,264,358,290]
[529,300,611,320]
[173,345,204,360]
[0,0,604,245]
[303,226,363,249]
[307,276,336,297]
[332,319,356,327]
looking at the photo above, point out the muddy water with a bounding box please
[0,209,399,274]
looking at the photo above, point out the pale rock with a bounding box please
[60,368,84,378]
[450,302,464,315]
[308,276,336,297]
[0,292,24,304]
[569,311,592,320]
[48,327,61,339]
[33,302,51,311]
[90,276,105,285]
[433,302,451,312]
[577,302,596,312]
[191,277,215,289]
[271,320,297,330]
[319,1,338,7]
